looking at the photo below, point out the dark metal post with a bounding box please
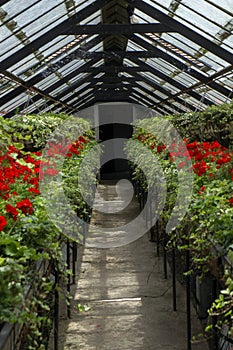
[82,222,86,245]
[149,192,152,232]
[54,270,59,350]
[163,230,167,279]
[142,189,145,217]
[154,188,160,253]
[72,241,77,284]
[172,245,177,311]
[139,186,142,211]
[67,241,71,319]
[145,190,148,226]
[186,245,192,350]
[156,220,160,256]
[212,279,218,350]
[149,191,156,242]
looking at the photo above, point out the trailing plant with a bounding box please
[168,100,233,148]
[125,102,233,338]
[0,113,100,348]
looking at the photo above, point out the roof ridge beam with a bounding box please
[63,23,176,35]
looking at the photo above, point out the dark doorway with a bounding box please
[99,123,133,179]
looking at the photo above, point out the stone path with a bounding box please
[56,181,209,350]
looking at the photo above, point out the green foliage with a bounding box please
[0,112,99,348]
[206,270,233,337]
[169,101,233,148]
[0,112,93,151]
[125,101,233,337]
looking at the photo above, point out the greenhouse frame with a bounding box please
[0,1,233,350]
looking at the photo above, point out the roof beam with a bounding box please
[3,67,98,118]
[52,72,99,100]
[64,80,144,106]
[72,93,96,108]
[75,98,96,111]
[0,0,107,73]
[0,58,98,107]
[129,56,214,106]
[2,71,76,118]
[130,82,186,113]
[91,76,138,83]
[129,92,174,115]
[0,35,104,106]
[0,0,11,5]
[88,66,148,74]
[128,71,199,112]
[132,35,232,98]
[64,23,176,35]
[68,49,164,60]
[125,0,233,65]
[63,86,95,104]
[131,90,179,115]
[92,92,131,101]
[73,84,133,106]
[130,89,165,109]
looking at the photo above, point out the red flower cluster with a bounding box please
[157,145,167,153]
[46,142,70,157]
[46,136,88,158]
[16,198,33,215]
[0,146,40,230]
[136,134,233,206]
[0,135,91,232]
[6,204,18,221]
[168,140,232,177]
[0,216,7,231]
[67,140,83,158]
[137,133,151,142]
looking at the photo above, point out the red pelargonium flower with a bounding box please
[178,161,187,169]
[157,145,166,153]
[0,216,7,231]
[68,144,80,155]
[7,145,20,154]
[229,198,233,207]
[29,177,39,186]
[0,183,10,192]
[2,193,10,200]
[193,160,210,176]
[216,154,232,165]
[138,135,143,141]
[44,168,59,176]
[28,187,40,195]
[198,186,206,195]
[46,142,70,157]
[79,136,87,144]
[24,155,37,164]
[211,141,221,149]
[34,151,42,156]
[5,204,18,220]
[16,198,33,215]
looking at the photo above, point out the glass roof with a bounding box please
[0,0,232,117]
